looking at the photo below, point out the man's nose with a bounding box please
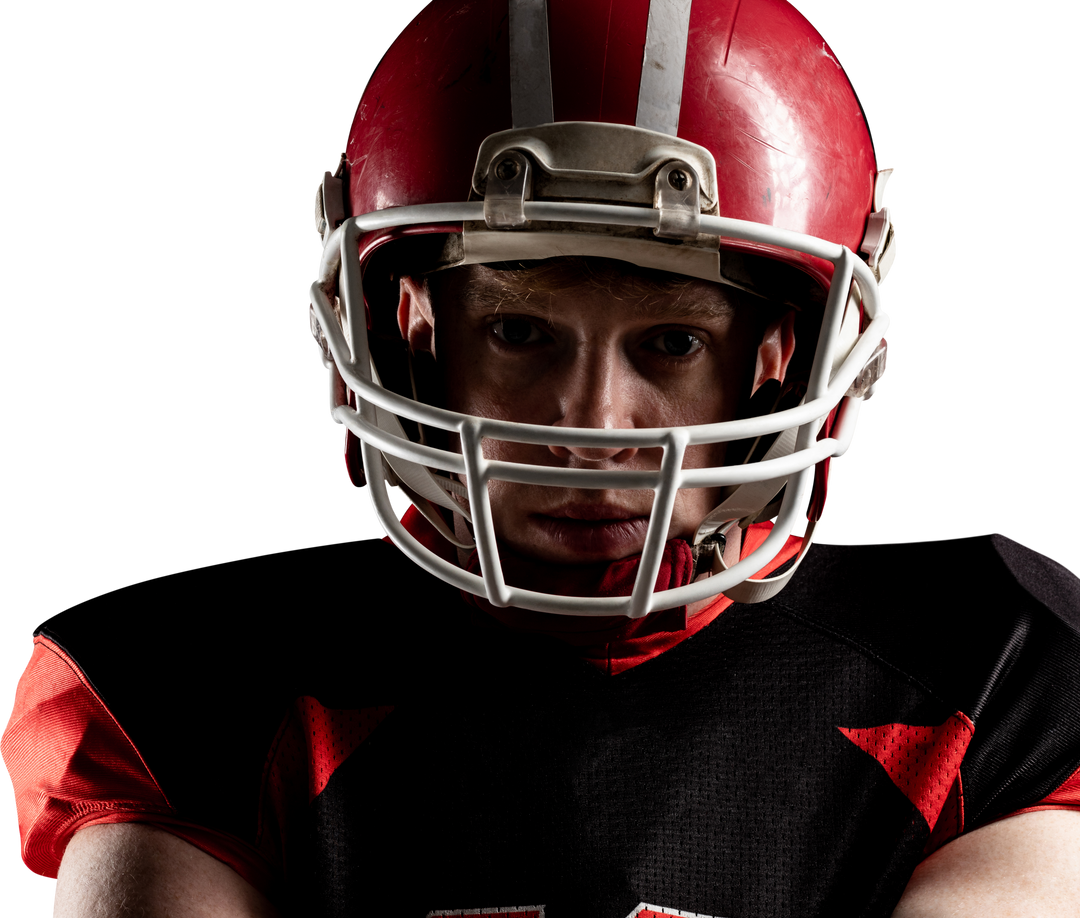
[548,349,639,462]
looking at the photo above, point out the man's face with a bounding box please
[400,259,789,585]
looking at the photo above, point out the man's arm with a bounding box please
[891,809,1080,917]
[54,823,280,918]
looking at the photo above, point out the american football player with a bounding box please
[5,1,1080,916]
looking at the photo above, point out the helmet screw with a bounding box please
[668,169,690,191]
[496,158,520,181]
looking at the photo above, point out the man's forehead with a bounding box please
[428,258,746,319]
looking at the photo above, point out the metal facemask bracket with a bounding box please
[472,122,718,209]
[654,160,701,239]
[464,122,721,279]
[484,150,533,228]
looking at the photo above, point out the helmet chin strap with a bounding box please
[685,411,792,582]
[353,354,477,550]
[691,426,799,547]
[400,481,476,551]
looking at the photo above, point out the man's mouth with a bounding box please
[530,504,652,559]
[540,502,649,522]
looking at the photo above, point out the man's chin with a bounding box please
[495,553,622,599]
[487,519,651,597]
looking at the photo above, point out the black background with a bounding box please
[6,1,1071,907]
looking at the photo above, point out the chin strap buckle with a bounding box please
[847,339,888,400]
[315,154,347,243]
[691,529,728,580]
[860,169,897,282]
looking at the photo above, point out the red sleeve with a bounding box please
[998,762,1080,819]
[1,636,277,898]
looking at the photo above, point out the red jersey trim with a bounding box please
[915,733,1080,856]
[838,713,974,833]
[1,637,172,876]
[256,697,396,884]
[992,760,1080,822]
[0,636,275,899]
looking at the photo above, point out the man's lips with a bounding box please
[528,505,652,560]
[536,503,650,522]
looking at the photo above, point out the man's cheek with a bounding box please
[681,441,728,471]
[449,382,535,428]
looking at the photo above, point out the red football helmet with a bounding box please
[310,0,893,616]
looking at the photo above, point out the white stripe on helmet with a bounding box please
[509,0,554,127]
[636,0,694,136]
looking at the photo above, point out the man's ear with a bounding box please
[397,275,436,356]
[751,310,796,397]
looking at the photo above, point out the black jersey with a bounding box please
[5,534,1080,918]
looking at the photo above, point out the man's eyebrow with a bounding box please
[630,291,738,320]
[455,285,542,313]
[450,282,739,320]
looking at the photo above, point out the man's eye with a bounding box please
[648,329,704,357]
[491,318,543,345]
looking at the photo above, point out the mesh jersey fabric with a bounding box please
[4,533,1080,918]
